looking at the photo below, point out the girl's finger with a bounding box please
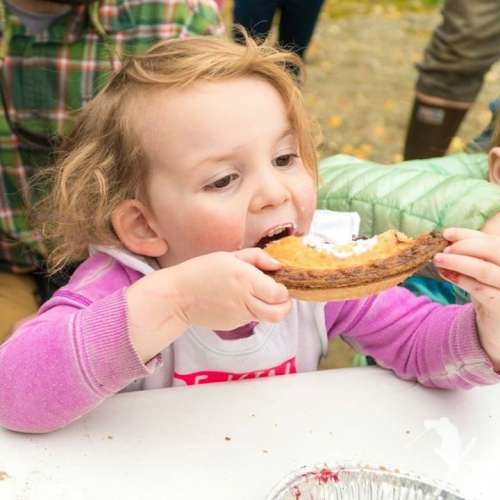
[245,295,292,323]
[435,252,500,289]
[249,271,290,304]
[442,272,500,307]
[443,237,500,266]
[234,247,282,271]
[443,227,491,243]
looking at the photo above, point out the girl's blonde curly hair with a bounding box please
[38,32,321,273]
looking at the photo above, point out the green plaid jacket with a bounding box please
[0,0,223,273]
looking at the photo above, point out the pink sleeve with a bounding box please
[0,289,157,433]
[324,287,500,389]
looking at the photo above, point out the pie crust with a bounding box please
[264,230,448,301]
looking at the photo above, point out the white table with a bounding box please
[1,366,499,500]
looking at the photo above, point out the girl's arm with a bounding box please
[325,287,500,389]
[0,247,290,433]
[0,288,159,433]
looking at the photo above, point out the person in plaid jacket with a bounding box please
[0,0,224,342]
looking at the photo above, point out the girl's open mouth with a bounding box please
[256,223,295,248]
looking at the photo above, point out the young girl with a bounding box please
[1,35,500,434]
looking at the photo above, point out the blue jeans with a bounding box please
[233,0,325,58]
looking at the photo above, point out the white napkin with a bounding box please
[309,210,360,244]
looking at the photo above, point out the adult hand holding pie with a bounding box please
[434,228,500,370]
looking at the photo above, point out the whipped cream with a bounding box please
[302,233,378,259]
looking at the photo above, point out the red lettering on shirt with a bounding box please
[174,357,297,386]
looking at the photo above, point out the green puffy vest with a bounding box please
[318,153,500,237]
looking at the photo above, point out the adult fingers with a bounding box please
[443,236,500,266]
[435,252,500,289]
[443,227,490,243]
[442,272,500,307]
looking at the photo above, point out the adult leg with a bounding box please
[0,272,39,343]
[404,0,500,159]
[278,0,326,58]
[233,0,280,44]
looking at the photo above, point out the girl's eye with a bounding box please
[272,154,298,167]
[205,173,239,191]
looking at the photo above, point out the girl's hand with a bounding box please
[434,228,500,369]
[126,248,291,362]
[171,248,292,330]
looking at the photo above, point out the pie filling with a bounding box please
[302,233,379,259]
[264,230,448,290]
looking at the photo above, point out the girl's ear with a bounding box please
[488,147,500,185]
[111,200,168,257]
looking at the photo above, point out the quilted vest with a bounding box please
[317,153,500,237]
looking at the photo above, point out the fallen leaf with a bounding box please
[328,115,343,128]
[383,99,395,111]
[340,144,356,155]
[354,143,373,159]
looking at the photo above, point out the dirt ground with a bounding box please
[303,10,500,163]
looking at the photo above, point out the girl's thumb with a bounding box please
[234,247,282,270]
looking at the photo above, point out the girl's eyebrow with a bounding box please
[271,127,296,147]
[189,127,296,172]
[277,128,296,141]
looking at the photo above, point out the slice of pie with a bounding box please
[264,230,448,301]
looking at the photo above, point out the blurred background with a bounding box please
[222,0,500,164]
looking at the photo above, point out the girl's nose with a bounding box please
[250,169,290,211]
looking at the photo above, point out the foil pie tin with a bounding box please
[266,464,467,500]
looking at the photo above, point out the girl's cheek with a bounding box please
[194,217,243,251]
[299,181,317,218]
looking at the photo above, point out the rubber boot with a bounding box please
[403,98,468,160]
